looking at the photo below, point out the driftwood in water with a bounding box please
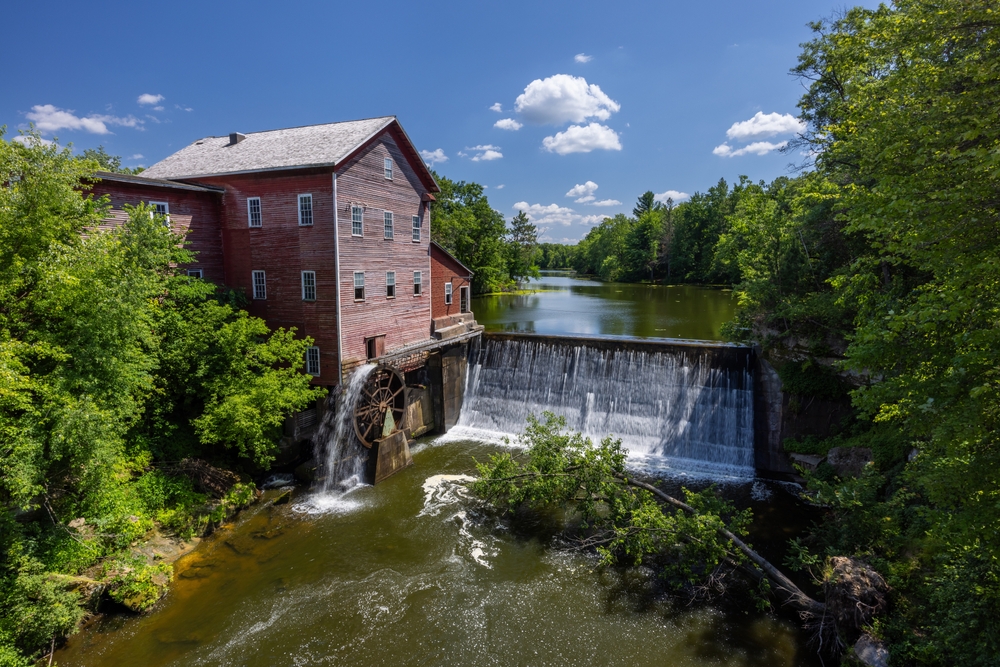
[620,475,827,617]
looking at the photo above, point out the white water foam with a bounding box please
[456,338,756,481]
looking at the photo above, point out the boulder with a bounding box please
[854,634,889,667]
[824,557,888,636]
[789,452,824,471]
[827,447,873,477]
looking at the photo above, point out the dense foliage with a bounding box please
[471,414,753,582]
[657,3,1000,662]
[0,132,322,664]
[430,172,538,293]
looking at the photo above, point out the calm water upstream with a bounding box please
[473,272,737,340]
[59,440,818,667]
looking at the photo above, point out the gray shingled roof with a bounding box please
[141,116,396,179]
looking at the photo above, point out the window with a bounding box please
[383,211,393,239]
[384,157,393,180]
[150,201,169,225]
[413,271,422,295]
[298,194,313,226]
[187,268,203,279]
[247,197,262,227]
[351,205,363,236]
[306,346,321,376]
[252,270,266,300]
[412,215,421,242]
[386,271,395,298]
[354,271,365,301]
[444,282,453,305]
[460,286,470,313]
[301,271,316,301]
[366,335,385,360]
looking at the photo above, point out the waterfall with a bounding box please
[313,363,376,494]
[455,337,755,479]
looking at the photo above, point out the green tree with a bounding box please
[430,172,510,293]
[632,190,660,218]
[78,145,144,175]
[505,210,540,284]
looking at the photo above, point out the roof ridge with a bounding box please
[200,115,396,140]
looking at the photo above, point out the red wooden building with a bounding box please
[94,116,480,387]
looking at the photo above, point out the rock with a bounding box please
[823,557,889,634]
[68,517,86,529]
[271,490,292,506]
[854,634,889,667]
[168,459,241,498]
[827,447,873,477]
[789,452,824,471]
[294,458,318,483]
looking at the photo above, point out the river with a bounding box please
[473,272,737,340]
[57,275,822,666]
[58,441,817,667]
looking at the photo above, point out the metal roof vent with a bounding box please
[228,132,246,146]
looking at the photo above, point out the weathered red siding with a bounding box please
[431,245,472,320]
[94,180,225,283]
[195,170,341,386]
[335,134,432,370]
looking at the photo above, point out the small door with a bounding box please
[365,335,385,360]
[460,286,470,313]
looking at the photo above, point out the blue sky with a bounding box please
[1,0,874,242]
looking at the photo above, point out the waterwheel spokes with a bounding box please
[353,364,407,448]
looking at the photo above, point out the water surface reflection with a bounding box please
[473,272,736,340]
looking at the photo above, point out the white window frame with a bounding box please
[247,197,262,227]
[306,346,321,376]
[301,270,316,301]
[383,211,394,240]
[187,268,203,278]
[384,157,393,180]
[150,201,170,225]
[354,271,365,302]
[413,270,422,296]
[252,270,266,300]
[386,271,395,299]
[351,205,363,237]
[412,215,421,242]
[444,282,453,305]
[298,194,314,226]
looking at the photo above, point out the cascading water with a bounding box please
[454,337,755,479]
[313,363,376,495]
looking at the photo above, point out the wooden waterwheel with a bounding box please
[353,365,407,448]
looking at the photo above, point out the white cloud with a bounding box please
[471,149,503,162]
[465,144,502,161]
[574,53,593,63]
[495,184,505,189]
[514,201,609,228]
[175,104,193,112]
[489,102,503,112]
[494,118,522,131]
[655,189,690,203]
[713,140,787,158]
[137,93,164,106]
[25,104,143,135]
[130,153,144,160]
[725,112,805,140]
[542,123,622,155]
[12,135,54,147]
[591,199,621,207]
[515,74,620,124]
[420,148,448,165]
[566,180,598,203]
[153,106,164,111]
